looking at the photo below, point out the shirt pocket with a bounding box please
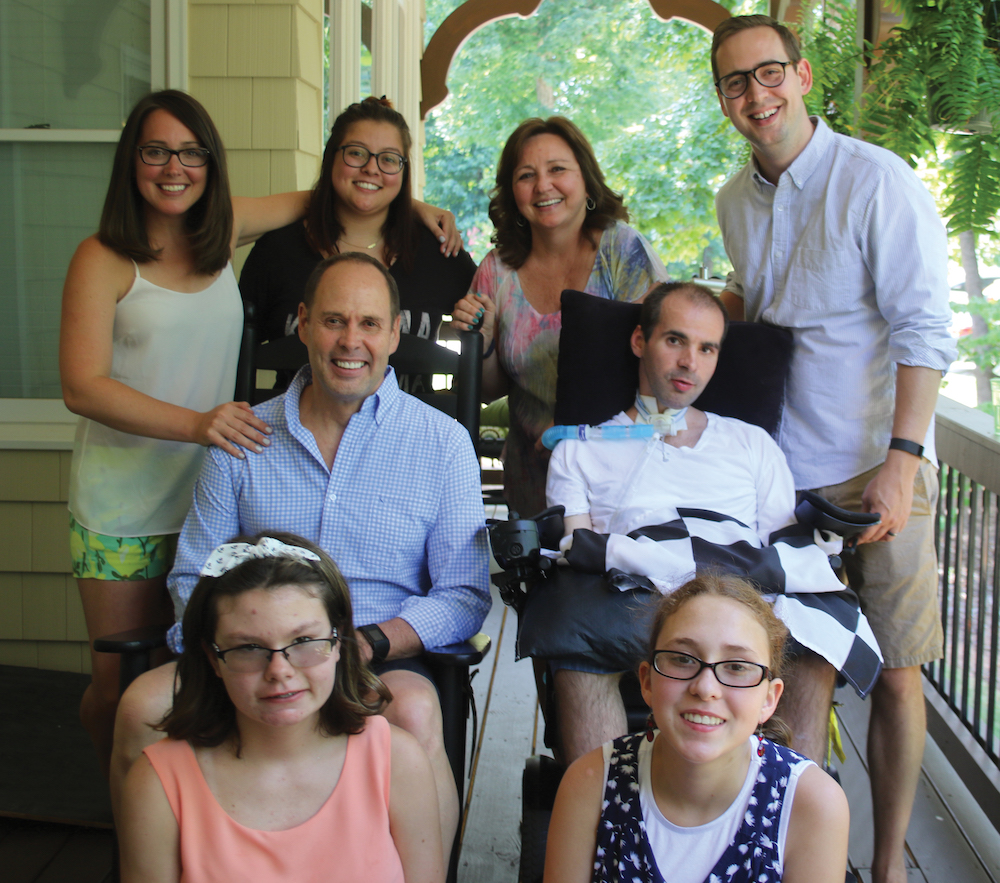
[363,492,435,569]
[784,247,865,312]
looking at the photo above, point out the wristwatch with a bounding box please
[358,624,390,665]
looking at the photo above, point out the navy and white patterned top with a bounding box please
[594,733,807,883]
[166,365,490,653]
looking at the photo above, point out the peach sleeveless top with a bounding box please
[144,715,403,883]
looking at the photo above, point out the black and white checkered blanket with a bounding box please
[565,508,883,697]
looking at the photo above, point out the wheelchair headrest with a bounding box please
[553,290,794,437]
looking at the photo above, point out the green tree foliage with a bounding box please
[422,0,764,272]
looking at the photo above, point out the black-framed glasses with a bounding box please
[213,631,339,673]
[337,145,406,174]
[137,146,211,167]
[651,650,771,688]
[715,61,793,99]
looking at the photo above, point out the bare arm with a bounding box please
[543,748,605,883]
[413,200,463,257]
[563,513,594,536]
[858,364,941,543]
[720,288,745,321]
[119,754,181,883]
[388,726,446,883]
[781,765,850,883]
[58,238,270,459]
[232,191,311,248]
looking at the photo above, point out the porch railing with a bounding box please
[926,396,1000,830]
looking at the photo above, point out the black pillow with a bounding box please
[553,289,793,436]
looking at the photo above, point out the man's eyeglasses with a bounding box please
[337,145,406,174]
[213,631,339,673]
[651,650,772,688]
[715,61,794,99]
[137,146,211,167]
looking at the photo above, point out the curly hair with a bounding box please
[646,572,792,746]
[160,532,391,753]
[306,97,417,272]
[98,90,233,275]
[489,116,628,269]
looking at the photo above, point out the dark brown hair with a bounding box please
[711,15,803,83]
[640,281,729,342]
[302,251,401,319]
[160,532,390,752]
[647,572,792,746]
[489,116,628,269]
[306,97,416,272]
[98,90,233,274]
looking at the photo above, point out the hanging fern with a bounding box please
[799,0,863,135]
[944,133,1000,233]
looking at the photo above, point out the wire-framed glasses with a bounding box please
[715,61,793,99]
[137,146,211,167]
[213,631,339,673]
[651,650,771,688]
[337,145,406,174]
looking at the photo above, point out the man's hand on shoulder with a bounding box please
[858,450,921,543]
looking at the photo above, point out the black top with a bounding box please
[240,220,477,346]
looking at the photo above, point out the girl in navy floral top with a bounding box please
[544,574,849,883]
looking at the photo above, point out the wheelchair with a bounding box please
[96,303,490,883]
[488,290,880,883]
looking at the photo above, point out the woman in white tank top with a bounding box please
[544,574,850,883]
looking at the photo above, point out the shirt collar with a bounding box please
[751,116,831,190]
[285,363,401,429]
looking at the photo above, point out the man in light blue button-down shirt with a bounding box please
[111,253,489,859]
[712,16,957,883]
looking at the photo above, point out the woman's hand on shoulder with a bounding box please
[388,725,445,883]
[413,199,464,257]
[194,401,273,460]
[543,747,605,883]
[119,753,181,883]
[232,191,311,248]
[782,764,849,883]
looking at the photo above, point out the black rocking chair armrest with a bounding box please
[424,632,492,667]
[92,625,170,654]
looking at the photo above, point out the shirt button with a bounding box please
[329,492,337,502]
[777,206,785,212]
[775,250,783,258]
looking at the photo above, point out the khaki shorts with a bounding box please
[808,460,943,669]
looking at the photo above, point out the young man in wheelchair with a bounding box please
[541,281,881,766]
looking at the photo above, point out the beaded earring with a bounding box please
[645,713,656,742]
[755,724,766,757]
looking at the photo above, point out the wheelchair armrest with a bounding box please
[424,632,491,667]
[93,624,169,654]
[794,490,881,539]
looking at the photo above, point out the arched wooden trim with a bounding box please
[420,0,546,118]
[420,0,731,119]
[645,0,730,33]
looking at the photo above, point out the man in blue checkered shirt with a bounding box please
[111,252,490,858]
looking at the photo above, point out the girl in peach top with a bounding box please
[119,533,443,883]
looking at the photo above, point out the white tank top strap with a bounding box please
[131,259,142,280]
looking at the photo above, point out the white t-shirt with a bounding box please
[546,411,796,544]
[600,736,811,883]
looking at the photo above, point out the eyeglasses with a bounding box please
[337,145,406,174]
[137,146,211,167]
[651,650,771,688]
[715,61,794,99]
[213,631,338,673]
